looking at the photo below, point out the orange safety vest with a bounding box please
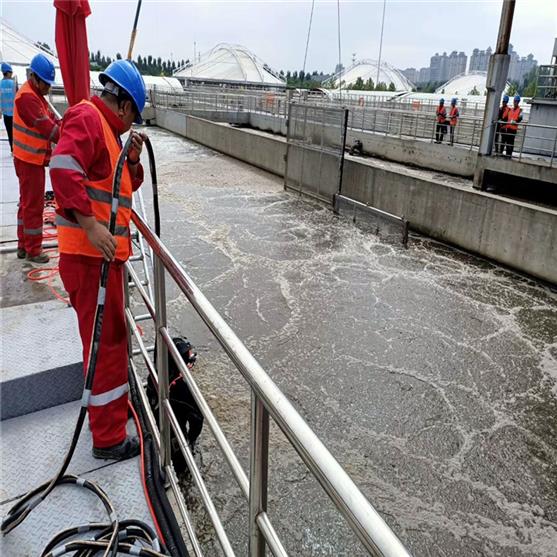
[504,106,522,131]
[13,81,53,165]
[56,101,133,261]
[449,106,459,126]
[436,105,447,124]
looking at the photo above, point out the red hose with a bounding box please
[26,202,69,305]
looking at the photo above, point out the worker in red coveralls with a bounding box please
[13,53,60,263]
[50,60,147,460]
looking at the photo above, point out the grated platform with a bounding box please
[0,401,154,556]
[0,300,83,419]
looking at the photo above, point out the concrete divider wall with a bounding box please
[342,160,557,282]
[155,108,557,284]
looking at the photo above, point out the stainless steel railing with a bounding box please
[491,120,557,166]
[125,209,412,557]
[535,65,557,100]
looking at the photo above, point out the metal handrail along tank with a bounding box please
[127,210,412,557]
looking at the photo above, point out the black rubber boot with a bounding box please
[92,435,140,461]
[17,248,26,259]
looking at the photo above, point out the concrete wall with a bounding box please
[155,108,557,284]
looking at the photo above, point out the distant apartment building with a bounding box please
[508,44,537,83]
[469,47,493,71]
[469,44,537,83]
[418,67,431,84]
[447,51,467,80]
[401,67,417,84]
[429,52,447,82]
[429,51,467,83]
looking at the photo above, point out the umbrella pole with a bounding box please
[127,0,143,60]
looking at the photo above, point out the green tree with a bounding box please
[506,82,519,96]
[521,66,538,97]
[375,81,387,91]
[116,52,122,60]
[388,82,396,91]
[364,78,374,90]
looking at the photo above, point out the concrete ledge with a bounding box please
[477,153,557,185]
[154,108,557,284]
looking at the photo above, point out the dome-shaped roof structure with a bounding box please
[324,60,414,92]
[174,44,285,88]
[0,18,62,85]
[435,71,506,97]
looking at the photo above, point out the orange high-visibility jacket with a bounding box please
[449,106,459,126]
[13,81,52,165]
[436,105,447,124]
[504,107,522,131]
[56,101,133,261]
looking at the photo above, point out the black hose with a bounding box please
[143,136,160,237]
[129,365,189,557]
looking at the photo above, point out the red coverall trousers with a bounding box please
[14,158,45,256]
[59,254,129,448]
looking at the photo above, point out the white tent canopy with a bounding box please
[434,71,511,97]
[324,60,414,92]
[174,43,285,87]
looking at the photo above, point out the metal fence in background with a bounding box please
[346,106,482,149]
[152,86,288,118]
[492,120,557,166]
[284,103,349,201]
[536,65,557,100]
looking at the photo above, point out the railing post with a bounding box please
[249,394,269,557]
[123,269,133,356]
[154,254,171,469]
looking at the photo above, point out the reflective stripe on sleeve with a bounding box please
[50,154,88,176]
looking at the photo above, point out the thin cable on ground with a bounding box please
[25,200,70,305]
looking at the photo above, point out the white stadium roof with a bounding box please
[324,60,414,92]
[1,18,181,94]
[174,43,285,87]
[0,18,58,69]
[435,71,505,97]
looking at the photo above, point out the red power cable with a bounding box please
[26,202,70,305]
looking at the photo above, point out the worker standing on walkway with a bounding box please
[501,95,523,157]
[448,98,459,146]
[50,60,147,460]
[435,98,447,144]
[0,62,17,152]
[495,95,510,154]
[13,53,60,263]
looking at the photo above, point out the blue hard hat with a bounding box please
[502,95,509,103]
[1,62,13,74]
[100,60,146,124]
[29,53,55,85]
[514,95,521,103]
[451,97,457,104]
[439,98,445,103]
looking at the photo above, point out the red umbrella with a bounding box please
[54,0,92,106]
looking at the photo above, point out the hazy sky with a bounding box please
[3,1,556,73]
